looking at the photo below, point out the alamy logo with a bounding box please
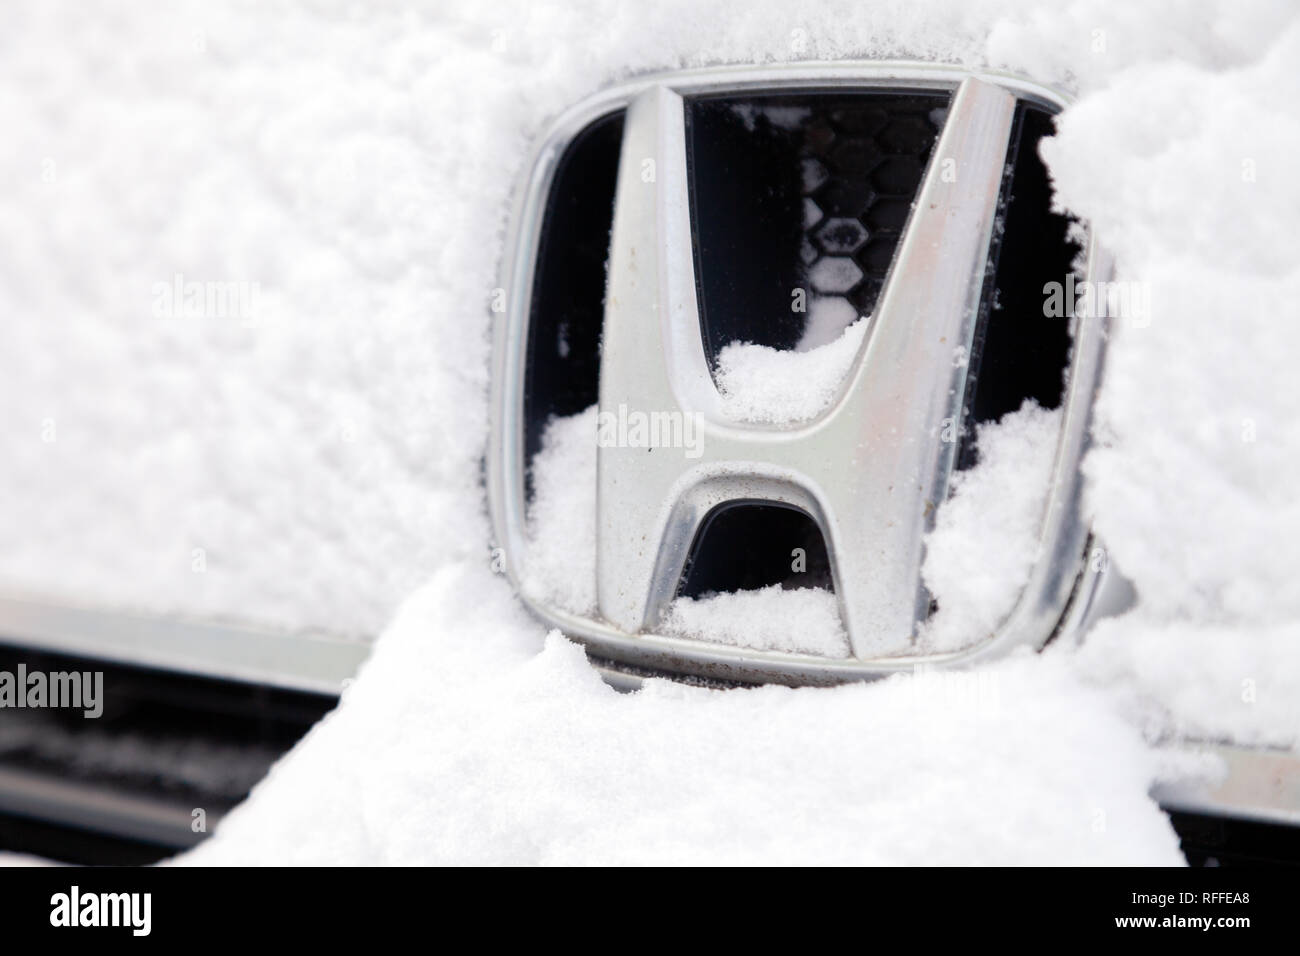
[1042,274,1151,324]
[151,272,260,322]
[50,886,151,936]
[0,665,103,718]
[596,403,704,458]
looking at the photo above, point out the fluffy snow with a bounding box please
[1040,12,1300,749]
[922,401,1062,653]
[798,295,861,350]
[1076,619,1300,750]
[715,318,867,424]
[181,568,1188,865]
[663,585,850,658]
[522,406,598,616]
[730,103,812,132]
[0,0,1295,864]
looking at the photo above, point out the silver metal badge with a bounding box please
[490,63,1123,685]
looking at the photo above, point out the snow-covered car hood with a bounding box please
[0,0,1297,863]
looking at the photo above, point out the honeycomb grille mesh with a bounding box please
[798,98,947,316]
[686,91,950,361]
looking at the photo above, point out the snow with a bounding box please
[799,294,860,350]
[522,406,598,616]
[1041,15,1300,750]
[921,402,1062,653]
[663,585,850,658]
[0,0,1294,864]
[181,567,1189,865]
[1076,619,1300,751]
[730,103,812,132]
[715,318,868,424]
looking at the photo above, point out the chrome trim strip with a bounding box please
[0,765,218,850]
[0,595,364,695]
[1155,745,1300,828]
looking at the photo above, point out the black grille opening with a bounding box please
[955,104,1077,470]
[677,502,833,599]
[684,91,950,363]
[0,643,334,864]
[1168,810,1300,867]
[523,109,624,498]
